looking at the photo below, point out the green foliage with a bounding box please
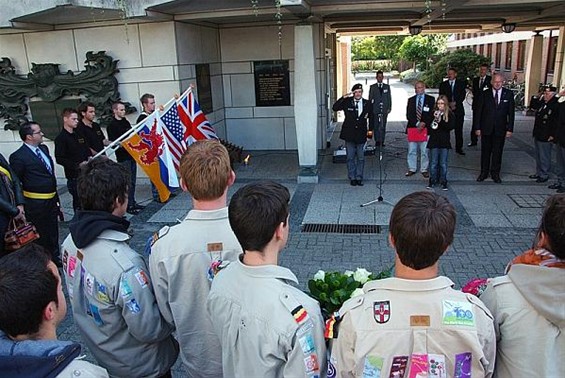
[352,36,407,62]
[399,69,423,85]
[398,34,448,71]
[351,36,378,60]
[352,60,393,73]
[422,48,492,88]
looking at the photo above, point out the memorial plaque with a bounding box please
[253,60,290,107]
[28,99,80,140]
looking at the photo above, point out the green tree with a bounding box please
[398,34,447,71]
[374,36,406,61]
[351,36,377,60]
[422,48,492,88]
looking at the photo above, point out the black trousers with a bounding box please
[25,197,60,260]
[454,111,465,151]
[480,134,506,176]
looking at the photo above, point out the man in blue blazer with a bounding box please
[473,74,515,183]
[10,122,61,265]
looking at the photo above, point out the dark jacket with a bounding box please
[333,96,370,144]
[473,87,515,136]
[533,96,559,142]
[9,144,57,196]
[107,117,133,162]
[0,153,24,219]
[439,79,467,115]
[472,75,492,111]
[0,330,81,378]
[54,129,91,179]
[427,112,455,149]
[406,94,435,129]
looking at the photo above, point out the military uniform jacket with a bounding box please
[148,207,242,378]
[330,276,495,378]
[207,257,327,378]
[533,96,559,142]
[62,230,179,377]
[333,96,370,144]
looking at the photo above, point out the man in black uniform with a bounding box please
[333,83,371,186]
[529,86,559,183]
[107,101,144,215]
[439,67,467,155]
[77,101,108,155]
[469,64,491,147]
[10,122,61,264]
[54,108,90,213]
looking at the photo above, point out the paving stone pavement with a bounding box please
[55,78,556,376]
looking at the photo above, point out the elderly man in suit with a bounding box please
[368,70,392,146]
[405,81,435,178]
[333,83,371,186]
[439,67,467,155]
[10,122,61,265]
[469,64,492,147]
[473,73,515,183]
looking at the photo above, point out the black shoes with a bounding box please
[422,171,430,178]
[405,171,416,177]
[492,175,502,183]
[529,174,540,179]
[356,180,364,186]
[476,173,488,182]
[350,180,357,186]
[127,207,141,215]
[548,183,562,190]
[467,142,477,147]
[456,150,466,155]
[536,177,549,183]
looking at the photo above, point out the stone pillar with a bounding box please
[294,23,319,182]
[553,26,565,89]
[525,33,544,103]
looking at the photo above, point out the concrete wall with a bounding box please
[219,23,328,151]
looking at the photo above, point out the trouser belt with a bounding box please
[23,191,57,199]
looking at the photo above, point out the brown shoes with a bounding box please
[422,171,429,178]
[405,171,416,177]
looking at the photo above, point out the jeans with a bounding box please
[429,148,449,185]
[120,159,137,207]
[556,144,565,187]
[534,139,553,179]
[407,140,429,173]
[345,141,365,180]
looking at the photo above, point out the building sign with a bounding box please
[253,60,290,107]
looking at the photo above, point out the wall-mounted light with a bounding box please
[501,23,516,33]
[409,25,422,35]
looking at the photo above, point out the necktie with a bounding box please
[355,100,359,116]
[479,77,484,88]
[416,96,422,121]
[495,90,499,106]
[451,81,455,94]
[36,148,52,174]
[379,83,383,94]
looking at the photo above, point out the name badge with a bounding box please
[423,106,430,112]
[383,89,389,93]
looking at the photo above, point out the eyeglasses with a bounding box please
[31,131,43,135]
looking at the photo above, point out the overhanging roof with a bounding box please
[2,0,564,34]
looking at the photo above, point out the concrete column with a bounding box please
[294,23,319,182]
[553,26,565,89]
[525,33,544,103]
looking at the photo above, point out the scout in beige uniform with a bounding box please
[149,141,242,377]
[207,181,327,377]
[329,191,495,378]
[62,158,178,377]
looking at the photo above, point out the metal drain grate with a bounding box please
[301,224,381,234]
[508,194,550,208]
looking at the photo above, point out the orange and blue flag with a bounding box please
[121,112,179,202]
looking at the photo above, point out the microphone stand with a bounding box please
[361,102,394,208]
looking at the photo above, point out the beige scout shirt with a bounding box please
[62,230,179,377]
[149,207,242,378]
[207,257,327,378]
[330,276,495,378]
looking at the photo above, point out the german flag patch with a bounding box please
[291,305,309,325]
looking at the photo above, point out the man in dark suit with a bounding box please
[9,122,61,265]
[368,70,392,146]
[405,81,435,177]
[473,73,515,183]
[439,67,467,155]
[469,64,492,147]
[333,83,371,186]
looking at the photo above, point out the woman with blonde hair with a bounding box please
[426,95,455,190]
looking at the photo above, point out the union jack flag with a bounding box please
[159,101,186,171]
[177,88,218,145]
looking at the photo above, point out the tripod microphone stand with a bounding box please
[361,106,395,208]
